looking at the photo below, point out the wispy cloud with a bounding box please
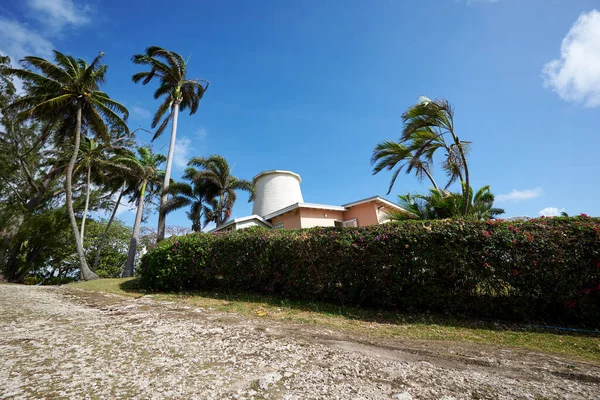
[131,106,152,119]
[496,187,542,203]
[173,137,192,169]
[542,10,600,107]
[0,0,92,72]
[173,129,208,169]
[28,0,92,32]
[539,207,566,217]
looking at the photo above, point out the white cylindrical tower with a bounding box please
[252,170,303,217]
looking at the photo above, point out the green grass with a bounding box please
[69,278,600,363]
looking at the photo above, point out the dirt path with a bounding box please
[1,284,599,399]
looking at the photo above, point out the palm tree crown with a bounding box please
[187,155,253,228]
[131,46,209,140]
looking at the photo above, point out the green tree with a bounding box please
[164,179,214,232]
[401,97,471,214]
[120,147,165,277]
[4,51,129,280]
[187,155,253,228]
[387,186,504,221]
[131,46,209,241]
[371,137,439,194]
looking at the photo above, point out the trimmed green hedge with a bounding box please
[139,218,600,326]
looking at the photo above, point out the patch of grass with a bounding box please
[70,278,600,363]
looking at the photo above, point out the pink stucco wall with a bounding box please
[342,202,379,227]
[298,208,345,228]
[270,210,302,229]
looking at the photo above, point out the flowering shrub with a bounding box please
[139,218,600,326]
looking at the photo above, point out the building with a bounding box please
[211,170,406,232]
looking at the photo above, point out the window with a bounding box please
[342,219,358,228]
[274,221,284,229]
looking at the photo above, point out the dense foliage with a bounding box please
[140,218,600,326]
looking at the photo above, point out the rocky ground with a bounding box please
[0,284,599,399]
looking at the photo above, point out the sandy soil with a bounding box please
[0,284,599,399]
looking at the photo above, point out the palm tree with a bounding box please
[91,147,140,271]
[187,155,253,228]
[164,179,215,232]
[120,147,165,277]
[4,51,129,280]
[371,136,439,195]
[387,186,504,221]
[401,97,471,215]
[131,46,209,241]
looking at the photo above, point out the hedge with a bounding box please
[139,217,600,326]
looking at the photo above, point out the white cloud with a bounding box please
[0,18,53,64]
[132,106,152,119]
[0,1,93,91]
[28,0,91,31]
[496,187,542,203]
[173,129,208,169]
[539,207,566,217]
[174,137,192,168]
[542,10,600,107]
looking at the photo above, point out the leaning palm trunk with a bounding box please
[124,180,146,277]
[80,163,91,241]
[157,102,180,242]
[67,105,98,281]
[423,168,439,191]
[93,185,125,270]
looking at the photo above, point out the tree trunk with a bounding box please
[157,102,180,242]
[80,163,91,241]
[92,185,125,271]
[123,180,146,277]
[423,168,439,191]
[456,140,470,215]
[66,104,98,281]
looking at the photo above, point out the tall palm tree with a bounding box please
[187,155,253,228]
[371,136,439,195]
[131,46,209,241]
[120,147,165,277]
[91,147,140,271]
[401,97,471,215]
[4,51,129,280]
[164,179,215,232]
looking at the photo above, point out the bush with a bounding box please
[139,217,600,326]
[23,276,39,285]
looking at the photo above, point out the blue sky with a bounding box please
[1,0,600,229]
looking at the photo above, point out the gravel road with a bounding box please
[1,284,599,399]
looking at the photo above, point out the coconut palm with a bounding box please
[187,155,253,228]
[120,147,165,277]
[4,51,129,280]
[387,186,504,221]
[131,46,209,241]
[371,135,439,195]
[91,147,141,271]
[164,179,215,232]
[401,97,471,215]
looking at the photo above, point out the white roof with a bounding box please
[252,170,302,183]
[342,196,404,210]
[209,215,272,233]
[262,202,346,220]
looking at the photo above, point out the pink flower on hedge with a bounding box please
[483,262,491,268]
[581,213,589,218]
[566,301,576,309]
[512,270,519,276]
[484,231,490,238]
[583,288,591,295]
[532,260,537,267]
